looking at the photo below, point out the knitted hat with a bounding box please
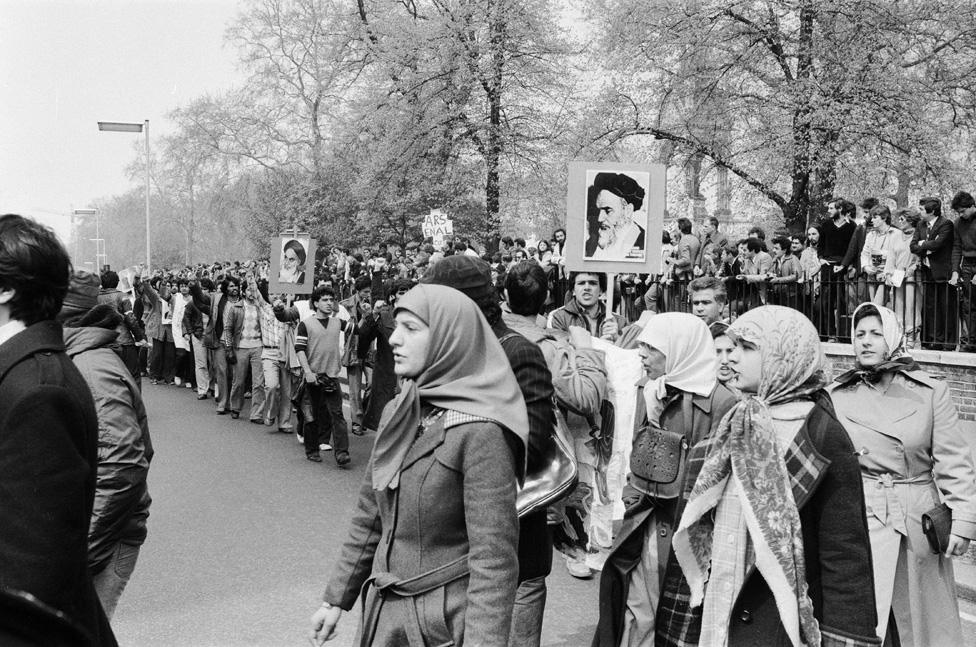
[420,254,493,301]
[58,271,101,320]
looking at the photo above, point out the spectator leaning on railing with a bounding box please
[950,191,976,352]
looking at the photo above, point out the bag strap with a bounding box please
[497,331,520,348]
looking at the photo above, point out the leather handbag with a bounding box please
[628,391,693,500]
[516,404,579,518]
[921,502,952,554]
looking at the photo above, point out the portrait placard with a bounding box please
[564,162,665,275]
[269,235,316,295]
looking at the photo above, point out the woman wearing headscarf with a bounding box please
[308,284,529,647]
[657,306,879,647]
[829,303,976,646]
[594,313,737,647]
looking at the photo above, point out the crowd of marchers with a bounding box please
[2,204,976,647]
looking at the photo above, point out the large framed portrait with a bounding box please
[269,234,316,295]
[564,162,665,275]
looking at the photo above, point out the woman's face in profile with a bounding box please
[638,342,667,380]
[728,340,762,393]
[390,310,431,378]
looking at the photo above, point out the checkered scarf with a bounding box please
[671,307,828,647]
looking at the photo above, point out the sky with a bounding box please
[0,0,244,243]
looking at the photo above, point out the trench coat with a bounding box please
[323,416,520,646]
[830,370,976,646]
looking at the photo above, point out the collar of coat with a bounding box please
[0,320,65,383]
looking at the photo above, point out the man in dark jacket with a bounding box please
[423,255,556,647]
[911,197,958,350]
[97,269,146,386]
[0,214,116,646]
[58,272,153,620]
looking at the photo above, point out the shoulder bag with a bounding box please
[628,390,693,500]
[495,331,580,518]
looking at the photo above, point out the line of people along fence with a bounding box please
[549,274,976,351]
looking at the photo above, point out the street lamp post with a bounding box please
[98,120,150,271]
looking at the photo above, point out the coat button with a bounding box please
[739,610,752,624]
[659,525,669,537]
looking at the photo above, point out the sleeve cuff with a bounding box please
[951,518,976,539]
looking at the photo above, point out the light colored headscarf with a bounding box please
[673,306,828,647]
[371,283,529,491]
[834,302,918,384]
[635,312,717,424]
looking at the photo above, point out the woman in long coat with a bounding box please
[830,303,976,646]
[594,313,737,646]
[309,284,529,646]
[658,306,880,647]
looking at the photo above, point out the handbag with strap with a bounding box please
[495,331,580,518]
[628,390,693,500]
[516,403,579,518]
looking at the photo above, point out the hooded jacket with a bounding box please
[63,325,153,575]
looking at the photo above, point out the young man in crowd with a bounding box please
[0,214,116,646]
[547,271,624,343]
[339,275,372,434]
[97,269,146,386]
[295,286,350,466]
[695,216,728,275]
[911,196,957,350]
[951,190,976,352]
[818,197,858,340]
[222,276,266,420]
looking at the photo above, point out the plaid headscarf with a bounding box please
[672,306,828,647]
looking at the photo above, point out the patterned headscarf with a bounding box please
[371,284,529,491]
[672,306,828,647]
[635,312,717,425]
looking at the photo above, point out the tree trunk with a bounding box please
[483,0,504,254]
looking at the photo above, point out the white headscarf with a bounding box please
[636,312,717,424]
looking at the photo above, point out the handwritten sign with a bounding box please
[422,209,454,249]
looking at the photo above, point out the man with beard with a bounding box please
[548,272,625,343]
[585,172,647,261]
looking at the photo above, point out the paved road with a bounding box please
[110,383,976,646]
[110,383,599,647]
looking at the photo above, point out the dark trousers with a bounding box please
[818,265,847,339]
[920,268,958,350]
[960,260,976,351]
[304,380,348,456]
[116,344,141,390]
[149,339,176,382]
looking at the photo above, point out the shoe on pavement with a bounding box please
[197,394,208,400]
[335,451,351,467]
[319,443,332,452]
[230,411,240,419]
[306,452,322,463]
[351,424,364,436]
[296,434,304,444]
[249,418,263,425]
[565,557,593,579]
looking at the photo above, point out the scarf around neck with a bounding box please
[673,306,828,647]
[370,283,529,491]
[834,303,919,385]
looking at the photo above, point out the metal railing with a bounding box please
[549,272,976,352]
